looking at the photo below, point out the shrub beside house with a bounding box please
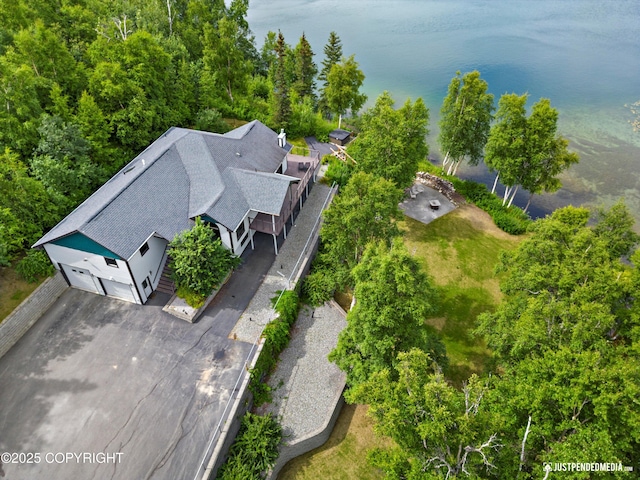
[169,217,241,308]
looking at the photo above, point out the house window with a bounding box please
[105,257,118,267]
[140,242,149,256]
[236,221,246,240]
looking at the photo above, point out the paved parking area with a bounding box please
[0,235,275,480]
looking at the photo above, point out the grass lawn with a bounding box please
[278,404,389,480]
[0,266,44,323]
[279,203,523,478]
[401,204,521,385]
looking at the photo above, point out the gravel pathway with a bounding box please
[257,301,347,443]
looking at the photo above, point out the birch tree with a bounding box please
[485,95,579,211]
[519,98,579,212]
[325,54,366,128]
[438,70,494,176]
[353,349,500,479]
[484,93,527,207]
[350,91,429,189]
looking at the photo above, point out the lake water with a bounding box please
[247,0,640,221]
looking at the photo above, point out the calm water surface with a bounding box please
[248,0,640,220]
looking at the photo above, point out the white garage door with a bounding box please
[61,265,101,294]
[102,278,137,303]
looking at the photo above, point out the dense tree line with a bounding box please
[0,1,366,267]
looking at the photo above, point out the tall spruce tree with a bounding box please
[293,33,317,101]
[319,31,342,84]
[272,30,291,129]
[319,31,342,113]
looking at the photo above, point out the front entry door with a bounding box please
[142,277,153,297]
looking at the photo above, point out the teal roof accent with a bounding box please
[201,215,219,225]
[52,233,122,259]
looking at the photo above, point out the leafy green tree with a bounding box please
[319,171,403,285]
[472,203,640,477]
[329,240,442,393]
[438,70,494,176]
[477,205,638,363]
[592,199,640,259]
[272,30,291,129]
[169,217,241,307]
[10,19,85,103]
[30,115,105,210]
[0,57,43,155]
[173,0,226,59]
[485,94,579,210]
[324,54,366,127]
[350,91,429,189]
[0,148,57,260]
[87,31,176,151]
[292,33,317,101]
[490,346,640,478]
[353,349,499,479]
[202,15,252,104]
[519,98,579,211]
[75,91,116,167]
[259,30,277,77]
[484,93,528,204]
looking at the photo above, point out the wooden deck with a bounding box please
[250,151,320,236]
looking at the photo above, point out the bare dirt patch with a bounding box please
[455,204,522,241]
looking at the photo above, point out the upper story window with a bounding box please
[236,220,246,240]
[105,257,118,267]
[140,242,150,256]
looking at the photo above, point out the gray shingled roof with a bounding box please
[34,121,293,259]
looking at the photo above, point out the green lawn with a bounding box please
[279,204,522,478]
[401,206,521,385]
[278,404,388,480]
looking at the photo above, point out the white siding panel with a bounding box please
[127,235,168,303]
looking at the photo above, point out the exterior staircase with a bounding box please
[155,256,176,295]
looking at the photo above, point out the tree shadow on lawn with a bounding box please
[429,285,495,386]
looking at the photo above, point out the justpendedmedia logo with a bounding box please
[543,462,634,475]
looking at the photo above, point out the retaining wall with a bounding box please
[0,272,68,360]
[268,389,345,479]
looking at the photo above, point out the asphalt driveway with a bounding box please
[0,234,275,480]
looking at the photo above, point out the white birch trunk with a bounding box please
[338,114,342,129]
[519,415,532,470]
[452,159,461,176]
[491,172,500,194]
[502,185,511,206]
[442,151,451,168]
[507,185,519,208]
[446,161,454,176]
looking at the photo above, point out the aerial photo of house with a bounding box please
[33,121,319,304]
